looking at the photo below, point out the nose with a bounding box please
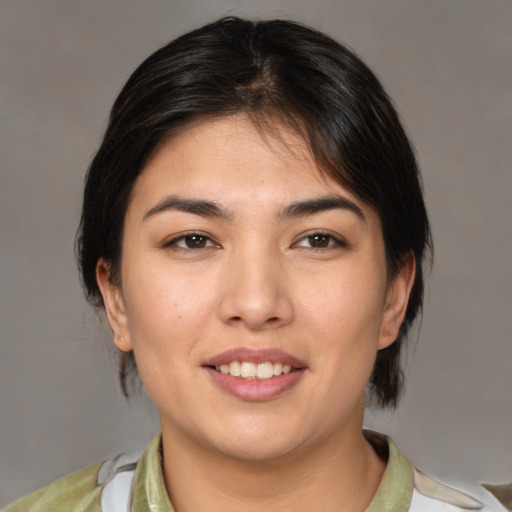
[217,247,294,330]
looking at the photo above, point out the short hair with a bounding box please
[76,16,432,408]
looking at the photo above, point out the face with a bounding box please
[98,115,413,462]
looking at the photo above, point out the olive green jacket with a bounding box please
[4,432,507,511]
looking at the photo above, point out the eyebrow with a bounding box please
[277,195,366,222]
[143,195,232,221]
[143,193,365,223]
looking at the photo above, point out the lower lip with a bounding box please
[205,367,306,401]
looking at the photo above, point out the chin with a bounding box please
[203,417,315,464]
[213,436,302,464]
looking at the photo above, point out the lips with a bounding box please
[203,348,307,401]
[204,347,306,369]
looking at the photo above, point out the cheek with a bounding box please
[119,266,216,418]
[298,264,386,389]
[298,266,386,339]
[121,261,216,365]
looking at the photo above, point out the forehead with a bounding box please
[131,114,360,210]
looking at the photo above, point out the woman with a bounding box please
[6,16,506,512]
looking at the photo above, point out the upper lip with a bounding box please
[203,347,307,369]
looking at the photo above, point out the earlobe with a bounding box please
[96,259,133,352]
[378,254,416,350]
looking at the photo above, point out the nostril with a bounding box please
[229,315,280,325]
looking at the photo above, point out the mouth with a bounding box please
[211,361,298,380]
[203,348,307,401]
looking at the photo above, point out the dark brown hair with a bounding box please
[77,17,432,408]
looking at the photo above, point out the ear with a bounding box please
[96,259,133,352]
[379,254,416,350]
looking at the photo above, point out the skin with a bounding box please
[97,114,415,512]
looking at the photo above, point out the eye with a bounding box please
[164,232,218,250]
[294,232,346,250]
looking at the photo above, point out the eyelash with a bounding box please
[162,232,219,250]
[293,231,347,251]
[162,231,346,252]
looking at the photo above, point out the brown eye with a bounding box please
[308,234,330,248]
[164,232,217,250]
[184,235,208,248]
[294,232,346,250]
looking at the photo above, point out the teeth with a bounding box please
[272,362,283,376]
[256,362,274,379]
[214,361,297,380]
[240,361,257,378]
[229,361,241,376]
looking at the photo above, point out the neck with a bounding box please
[160,406,386,512]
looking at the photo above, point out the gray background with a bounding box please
[1,0,511,507]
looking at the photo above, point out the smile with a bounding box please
[204,348,307,401]
[214,361,294,380]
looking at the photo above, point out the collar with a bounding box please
[130,433,173,511]
[130,430,414,512]
[364,430,415,512]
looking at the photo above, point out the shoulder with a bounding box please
[364,430,508,512]
[3,462,104,512]
[410,469,509,512]
[3,453,138,512]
